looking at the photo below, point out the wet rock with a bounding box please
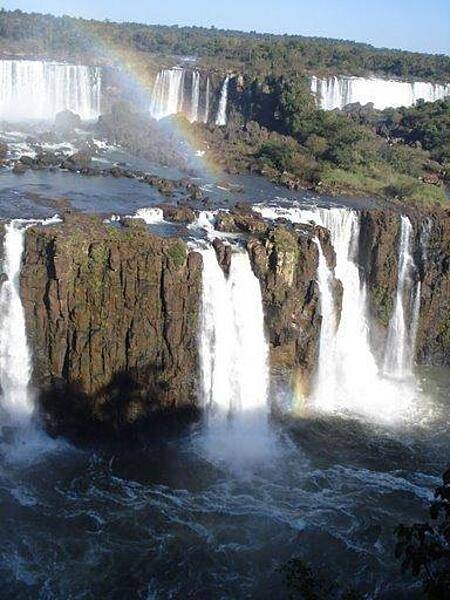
[54,110,82,132]
[212,238,232,276]
[61,151,92,172]
[161,205,196,224]
[12,162,29,174]
[216,210,268,235]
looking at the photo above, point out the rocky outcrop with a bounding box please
[20,214,202,437]
[359,208,450,366]
[414,209,450,365]
[359,209,400,327]
[247,221,341,397]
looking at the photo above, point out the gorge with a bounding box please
[0,12,449,598]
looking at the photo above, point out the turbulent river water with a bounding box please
[1,368,448,599]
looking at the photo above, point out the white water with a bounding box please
[215,75,230,126]
[311,75,450,110]
[198,245,273,466]
[313,239,338,402]
[0,222,33,424]
[150,68,186,120]
[199,246,269,414]
[150,68,211,123]
[204,77,211,123]
[383,216,419,379]
[190,71,200,123]
[0,59,102,121]
[254,205,418,422]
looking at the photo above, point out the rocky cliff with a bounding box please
[359,208,450,365]
[14,205,450,437]
[20,214,202,436]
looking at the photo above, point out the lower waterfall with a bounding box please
[0,221,33,424]
[198,245,273,466]
[383,216,420,379]
[254,205,418,421]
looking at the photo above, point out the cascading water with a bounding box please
[383,216,420,379]
[0,59,102,121]
[215,75,230,126]
[203,77,211,123]
[254,205,418,421]
[190,71,200,123]
[150,68,186,120]
[312,238,338,403]
[311,75,450,110]
[0,221,33,424]
[198,245,272,465]
[199,246,269,414]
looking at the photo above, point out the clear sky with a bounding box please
[2,0,449,55]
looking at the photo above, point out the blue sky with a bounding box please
[2,0,449,54]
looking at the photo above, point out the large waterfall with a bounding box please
[199,246,269,415]
[198,245,272,465]
[311,75,450,110]
[215,75,230,126]
[0,59,102,121]
[254,205,419,421]
[383,216,420,378]
[0,221,33,424]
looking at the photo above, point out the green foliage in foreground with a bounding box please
[395,470,450,599]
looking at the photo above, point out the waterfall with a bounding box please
[150,68,186,120]
[311,75,450,110]
[0,221,33,424]
[254,204,417,421]
[215,75,230,126]
[383,216,419,379]
[203,77,211,123]
[0,59,102,121]
[190,71,200,123]
[199,246,269,415]
[313,239,338,402]
[198,245,273,466]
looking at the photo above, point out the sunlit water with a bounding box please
[0,367,448,599]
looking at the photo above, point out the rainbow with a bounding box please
[69,19,225,178]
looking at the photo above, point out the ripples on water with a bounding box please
[0,367,448,599]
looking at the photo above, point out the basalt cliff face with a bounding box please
[13,206,450,437]
[20,214,202,436]
[359,208,450,365]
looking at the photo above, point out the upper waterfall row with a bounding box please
[0,59,102,121]
[1,58,448,121]
[311,75,450,110]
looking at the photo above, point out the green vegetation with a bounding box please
[166,239,187,269]
[199,74,449,207]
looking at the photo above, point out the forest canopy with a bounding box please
[0,8,449,81]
